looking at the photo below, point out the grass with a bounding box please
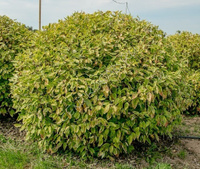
[0,133,174,169]
[0,134,73,169]
[151,163,172,169]
[0,147,29,169]
[0,135,28,169]
[177,150,187,159]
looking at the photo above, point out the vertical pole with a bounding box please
[125,2,128,14]
[39,0,41,30]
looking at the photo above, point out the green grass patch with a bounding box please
[0,134,176,169]
[0,147,29,169]
[147,163,172,169]
[177,150,187,159]
[0,134,29,169]
[0,134,68,169]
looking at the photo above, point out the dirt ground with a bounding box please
[155,116,200,169]
[0,115,200,169]
[0,116,25,140]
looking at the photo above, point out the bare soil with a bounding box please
[160,116,200,169]
[0,116,25,140]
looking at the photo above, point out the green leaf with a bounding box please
[131,98,139,109]
[14,123,22,128]
[134,127,140,139]
[95,105,102,111]
[104,104,110,114]
[89,148,95,155]
[74,112,80,119]
[124,102,129,110]
[63,142,67,150]
[117,130,121,139]
[128,135,133,145]
[109,145,114,154]
[85,99,92,108]
[98,135,104,147]
[106,111,112,120]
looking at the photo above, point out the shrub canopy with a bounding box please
[12,11,192,159]
[0,16,32,115]
[168,32,200,114]
[168,31,200,70]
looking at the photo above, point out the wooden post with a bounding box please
[39,0,41,30]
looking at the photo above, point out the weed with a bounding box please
[149,163,172,169]
[115,163,134,169]
[177,150,187,159]
[144,143,161,164]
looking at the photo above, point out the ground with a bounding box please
[0,115,200,169]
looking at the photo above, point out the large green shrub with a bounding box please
[0,16,32,115]
[11,11,191,159]
[168,32,200,114]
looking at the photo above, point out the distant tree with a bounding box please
[26,26,37,32]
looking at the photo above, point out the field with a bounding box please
[0,114,200,169]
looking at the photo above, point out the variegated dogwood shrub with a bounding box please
[11,11,192,159]
[0,16,32,116]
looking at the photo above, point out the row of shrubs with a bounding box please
[0,11,199,159]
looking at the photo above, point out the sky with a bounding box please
[0,0,200,35]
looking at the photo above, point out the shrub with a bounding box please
[0,16,32,116]
[11,11,190,159]
[183,71,200,114]
[168,32,200,114]
[168,31,200,70]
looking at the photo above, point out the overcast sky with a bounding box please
[0,0,200,35]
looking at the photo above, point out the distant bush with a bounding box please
[168,32,200,114]
[168,31,200,70]
[12,11,191,159]
[0,16,32,116]
[186,71,200,114]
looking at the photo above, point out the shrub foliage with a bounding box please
[12,11,191,158]
[168,32,200,114]
[168,31,200,70]
[0,16,31,115]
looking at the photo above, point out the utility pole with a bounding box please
[39,0,41,30]
[125,2,128,14]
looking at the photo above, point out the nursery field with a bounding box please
[0,11,200,169]
[0,114,200,169]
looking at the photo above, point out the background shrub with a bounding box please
[0,16,32,116]
[186,71,200,114]
[168,31,200,71]
[168,32,200,114]
[11,11,191,159]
